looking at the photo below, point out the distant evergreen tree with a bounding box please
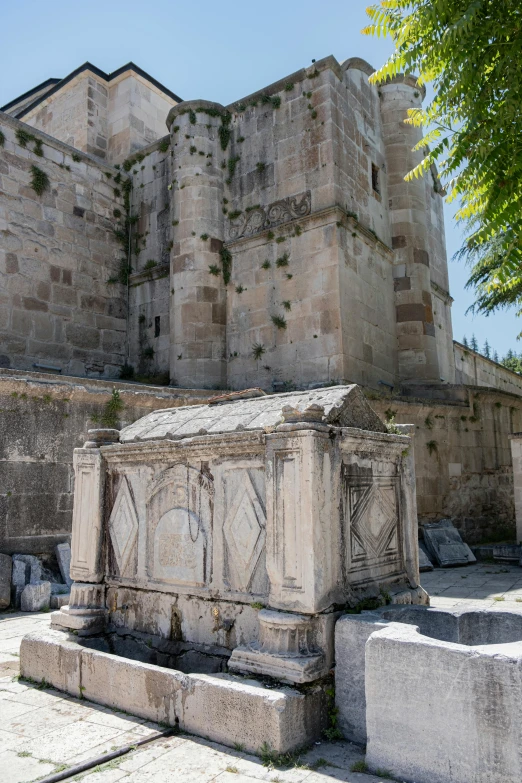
[470,334,479,352]
[493,350,499,363]
[501,350,522,374]
[483,339,491,358]
[462,335,469,347]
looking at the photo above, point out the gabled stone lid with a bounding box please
[119,385,386,443]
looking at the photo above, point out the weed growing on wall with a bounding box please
[0,130,5,147]
[30,166,50,196]
[252,343,265,360]
[271,315,287,329]
[91,390,125,428]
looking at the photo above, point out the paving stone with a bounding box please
[55,542,72,586]
[0,749,56,783]
[0,553,12,608]
[20,581,51,612]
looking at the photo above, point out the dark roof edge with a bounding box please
[9,61,182,119]
[0,77,61,112]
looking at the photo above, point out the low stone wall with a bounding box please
[371,386,522,543]
[0,369,212,555]
[454,341,522,396]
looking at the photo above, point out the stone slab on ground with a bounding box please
[0,554,12,608]
[20,582,51,612]
[423,520,477,567]
[492,544,521,563]
[418,542,433,572]
[56,543,72,586]
[11,560,29,609]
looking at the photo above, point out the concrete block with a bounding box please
[0,553,12,608]
[56,542,72,586]
[20,581,51,612]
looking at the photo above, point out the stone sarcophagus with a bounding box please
[51,385,426,685]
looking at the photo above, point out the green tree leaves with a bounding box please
[364,1,522,328]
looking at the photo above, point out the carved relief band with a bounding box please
[227,190,311,240]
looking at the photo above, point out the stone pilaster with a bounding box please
[395,424,420,588]
[380,77,440,384]
[53,428,117,635]
[166,100,227,389]
[264,405,340,614]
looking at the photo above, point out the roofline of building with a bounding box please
[453,339,522,379]
[0,77,61,112]
[1,61,183,118]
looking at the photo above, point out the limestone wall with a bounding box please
[0,369,212,555]
[0,112,128,378]
[372,388,522,543]
[127,136,173,380]
[18,67,179,164]
[454,341,522,396]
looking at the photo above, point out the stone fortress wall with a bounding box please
[2,54,522,549]
[0,112,127,378]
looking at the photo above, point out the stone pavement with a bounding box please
[421,562,522,609]
[2,562,522,783]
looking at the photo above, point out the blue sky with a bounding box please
[1,0,519,358]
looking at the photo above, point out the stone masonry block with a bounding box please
[21,581,51,612]
[0,553,12,608]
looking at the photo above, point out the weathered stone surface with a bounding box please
[423,519,476,567]
[0,553,12,608]
[21,630,326,753]
[365,620,522,783]
[418,541,434,571]
[11,558,29,608]
[50,593,70,609]
[13,554,42,583]
[120,385,387,442]
[20,581,51,612]
[55,543,72,586]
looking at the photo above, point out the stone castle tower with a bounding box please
[0,56,454,392]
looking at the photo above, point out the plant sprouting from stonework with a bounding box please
[275,253,289,268]
[189,109,197,125]
[220,247,232,284]
[0,130,5,147]
[261,260,271,269]
[256,162,266,173]
[235,285,244,294]
[252,343,265,360]
[424,415,433,429]
[209,265,220,276]
[30,166,50,196]
[226,155,240,185]
[16,128,33,147]
[271,315,287,330]
[427,440,438,455]
[158,139,170,153]
[282,300,291,311]
[92,390,125,429]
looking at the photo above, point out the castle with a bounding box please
[1,56,522,552]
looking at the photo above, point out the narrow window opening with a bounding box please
[372,164,380,194]
[154,316,161,337]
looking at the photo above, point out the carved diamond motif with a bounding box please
[109,477,139,574]
[224,473,266,591]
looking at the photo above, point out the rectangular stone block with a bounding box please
[11,559,29,608]
[56,542,72,586]
[80,647,182,724]
[50,593,70,609]
[182,673,325,754]
[0,553,12,608]
[20,629,81,695]
[21,581,51,612]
